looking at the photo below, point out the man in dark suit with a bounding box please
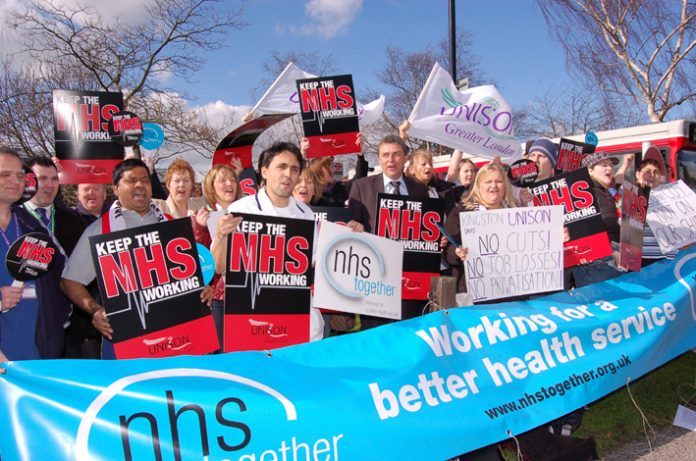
[348,134,428,232]
[348,134,428,330]
[24,157,91,358]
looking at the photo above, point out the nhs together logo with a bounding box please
[321,233,397,300]
[74,369,314,461]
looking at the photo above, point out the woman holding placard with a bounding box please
[442,162,516,295]
[195,164,243,351]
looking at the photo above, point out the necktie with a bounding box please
[390,181,401,195]
[36,207,51,229]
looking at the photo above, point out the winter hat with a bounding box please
[582,151,619,169]
[526,138,559,167]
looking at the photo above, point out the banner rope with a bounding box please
[626,376,655,453]
[505,429,523,460]
[677,369,696,410]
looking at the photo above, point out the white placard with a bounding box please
[206,210,225,241]
[460,206,564,302]
[313,221,403,319]
[646,180,696,253]
[673,405,696,431]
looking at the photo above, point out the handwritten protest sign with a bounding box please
[646,180,696,253]
[53,89,124,184]
[375,193,444,301]
[530,169,612,267]
[619,178,650,271]
[296,74,360,158]
[89,218,218,359]
[224,214,313,352]
[460,206,564,302]
[314,221,402,319]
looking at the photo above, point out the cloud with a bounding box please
[289,0,363,39]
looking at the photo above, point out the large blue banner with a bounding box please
[1,249,695,460]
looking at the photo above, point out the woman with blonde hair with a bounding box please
[442,162,516,294]
[406,148,457,199]
[195,163,244,351]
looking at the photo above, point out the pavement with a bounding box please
[601,425,696,460]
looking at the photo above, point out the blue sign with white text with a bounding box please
[1,249,695,460]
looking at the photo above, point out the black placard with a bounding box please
[53,89,124,183]
[224,213,314,351]
[375,194,444,300]
[6,232,58,281]
[89,218,217,358]
[296,74,359,158]
[529,169,612,267]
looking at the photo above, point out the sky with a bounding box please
[168,0,574,120]
[0,0,576,173]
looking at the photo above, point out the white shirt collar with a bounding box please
[382,174,405,193]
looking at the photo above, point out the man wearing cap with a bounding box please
[634,149,678,266]
[0,148,71,363]
[569,151,623,287]
[518,138,559,205]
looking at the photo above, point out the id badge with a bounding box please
[22,282,37,299]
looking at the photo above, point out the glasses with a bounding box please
[0,171,26,181]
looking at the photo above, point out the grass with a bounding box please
[501,352,696,460]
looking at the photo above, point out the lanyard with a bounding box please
[0,212,19,250]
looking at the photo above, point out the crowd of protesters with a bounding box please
[0,123,677,366]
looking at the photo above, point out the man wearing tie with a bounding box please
[348,134,428,330]
[24,157,87,357]
[348,134,428,232]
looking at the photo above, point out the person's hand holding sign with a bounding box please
[0,349,8,374]
[216,214,243,240]
[0,285,23,313]
[91,306,113,340]
[211,214,243,274]
[454,246,469,262]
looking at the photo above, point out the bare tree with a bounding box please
[537,0,696,122]
[376,32,484,127]
[1,0,245,158]
[251,50,337,102]
[0,57,98,157]
[9,0,245,105]
[129,92,239,166]
[514,86,642,140]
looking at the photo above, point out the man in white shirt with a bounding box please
[211,142,323,341]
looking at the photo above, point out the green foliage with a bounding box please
[501,352,696,459]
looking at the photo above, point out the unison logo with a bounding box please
[439,88,516,141]
[75,368,297,461]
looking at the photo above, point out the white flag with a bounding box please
[408,63,522,161]
[250,62,385,125]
